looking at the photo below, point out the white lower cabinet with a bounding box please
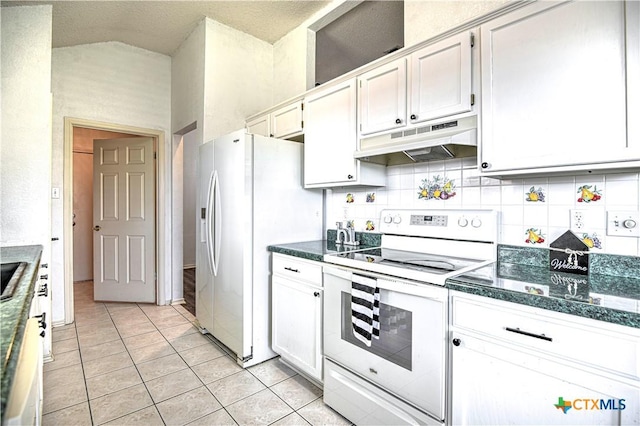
[449,292,640,425]
[271,254,323,383]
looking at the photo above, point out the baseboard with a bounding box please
[183,264,196,270]
[52,320,67,328]
[171,298,186,305]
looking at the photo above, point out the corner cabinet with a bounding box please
[271,253,323,383]
[480,0,640,175]
[304,79,386,188]
[358,31,474,138]
[246,100,304,139]
[449,292,640,425]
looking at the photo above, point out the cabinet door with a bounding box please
[271,102,303,139]
[246,114,270,137]
[304,80,358,187]
[272,275,323,382]
[409,31,473,124]
[480,1,639,173]
[451,331,640,425]
[358,58,407,136]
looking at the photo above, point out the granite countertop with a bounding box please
[447,261,640,329]
[267,239,380,262]
[0,245,43,417]
[267,239,639,329]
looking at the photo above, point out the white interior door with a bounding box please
[93,137,156,303]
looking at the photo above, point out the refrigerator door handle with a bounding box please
[205,171,216,276]
[212,170,222,276]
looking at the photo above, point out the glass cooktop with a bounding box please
[330,247,484,276]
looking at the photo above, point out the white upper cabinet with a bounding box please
[480,0,640,175]
[358,58,407,136]
[271,101,304,139]
[304,79,386,188]
[409,31,473,124]
[246,114,270,137]
[246,100,304,139]
[357,31,474,138]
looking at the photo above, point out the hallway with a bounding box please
[42,281,349,425]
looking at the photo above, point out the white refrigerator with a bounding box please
[196,130,323,367]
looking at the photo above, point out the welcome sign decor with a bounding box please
[549,230,589,276]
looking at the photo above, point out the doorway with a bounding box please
[172,125,198,316]
[72,128,141,283]
[63,117,166,324]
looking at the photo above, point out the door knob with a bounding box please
[93,225,101,231]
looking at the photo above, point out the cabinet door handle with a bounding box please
[313,291,320,297]
[452,338,461,346]
[38,283,48,297]
[481,162,490,169]
[410,114,417,120]
[284,267,300,273]
[395,118,402,124]
[35,312,47,330]
[347,174,353,180]
[505,327,552,342]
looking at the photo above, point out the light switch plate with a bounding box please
[606,211,640,237]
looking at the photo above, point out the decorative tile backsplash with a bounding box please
[326,158,640,256]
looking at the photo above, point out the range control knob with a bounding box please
[623,219,637,229]
[393,215,402,224]
[471,218,482,228]
[457,217,468,227]
[383,215,393,224]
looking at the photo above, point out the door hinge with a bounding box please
[300,102,304,111]
[301,120,304,129]
[470,93,475,106]
[154,152,157,160]
[470,33,475,48]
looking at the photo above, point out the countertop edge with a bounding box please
[446,279,640,329]
[1,245,43,418]
[267,245,325,263]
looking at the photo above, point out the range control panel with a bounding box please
[379,209,498,243]
[409,214,448,227]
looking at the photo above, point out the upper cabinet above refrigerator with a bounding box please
[246,99,304,140]
[479,0,640,176]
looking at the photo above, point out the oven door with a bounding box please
[323,265,447,421]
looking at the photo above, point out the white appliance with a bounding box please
[196,130,323,368]
[322,209,497,426]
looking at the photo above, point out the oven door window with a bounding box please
[340,291,412,370]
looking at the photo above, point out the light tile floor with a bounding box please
[42,281,351,425]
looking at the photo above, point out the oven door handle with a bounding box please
[323,265,447,300]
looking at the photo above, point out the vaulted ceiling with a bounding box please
[1,1,333,55]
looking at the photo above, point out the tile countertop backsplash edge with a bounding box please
[0,245,43,418]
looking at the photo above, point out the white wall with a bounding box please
[51,41,171,323]
[171,20,206,302]
[404,0,510,46]
[204,19,273,140]
[0,5,52,259]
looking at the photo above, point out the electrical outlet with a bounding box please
[607,211,640,237]
[570,210,585,232]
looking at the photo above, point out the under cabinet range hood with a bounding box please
[355,115,477,166]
